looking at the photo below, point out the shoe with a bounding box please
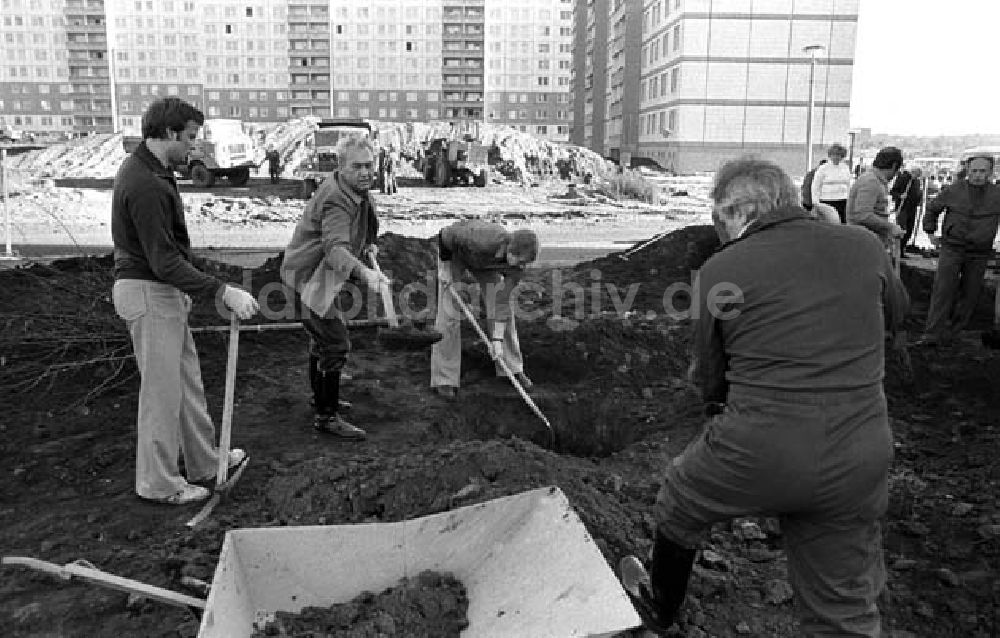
[314,414,367,441]
[514,372,533,389]
[434,386,457,399]
[189,448,248,483]
[619,555,673,634]
[139,483,210,505]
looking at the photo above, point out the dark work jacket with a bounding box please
[923,179,1000,254]
[693,206,910,404]
[111,141,224,297]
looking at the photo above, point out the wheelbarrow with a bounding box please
[4,487,641,637]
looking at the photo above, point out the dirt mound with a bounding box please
[252,570,468,638]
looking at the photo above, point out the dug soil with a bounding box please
[1,226,998,637]
[250,570,468,638]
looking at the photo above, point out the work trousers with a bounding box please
[301,307,351,373]
[112,280,220,499]
[430,256,523,388]
[924,245,990,341]
[656,385,891,637]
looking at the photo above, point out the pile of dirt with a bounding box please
[251,571,468,638]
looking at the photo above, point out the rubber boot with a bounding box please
[313,369,366,441]
[308,354,321,406]
[647,530,696,626]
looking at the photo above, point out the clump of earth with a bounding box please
[251,570,468,638]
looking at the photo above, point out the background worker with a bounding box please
[894,166,924,255]
[265,146,281,184]
[431,220,538,398]
[811,143,852,223]
[281,136,389,440]
[111,97,259,505]
[623,157,909,636]
[847,146,906,245]
[915,154,1000,347]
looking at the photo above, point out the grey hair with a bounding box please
[710,156,800,223]
[334,134,374,162]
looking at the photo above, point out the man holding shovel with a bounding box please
[281,135,388,440]
[111,97,259,505]
[622,158,909,636]
[431,220,538,398]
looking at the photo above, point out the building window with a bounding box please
[537,77,549,86]
[673,25,681,50]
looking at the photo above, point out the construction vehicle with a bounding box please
[295,118,372,198]
[122,118,257,188]
[420,137,489,188]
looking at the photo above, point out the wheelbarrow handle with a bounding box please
[2,556,206,610]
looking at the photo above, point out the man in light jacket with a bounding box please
[281,135,389,439]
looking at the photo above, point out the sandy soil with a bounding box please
[1,180,999,638]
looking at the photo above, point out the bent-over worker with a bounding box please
[281,135,389,440]
[111,97,259,505]
[431,220,538,398]
[626,157,909,637]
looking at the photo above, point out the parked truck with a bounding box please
[420,137,489,187]
[295,118,372,198]
[122,118,258,188]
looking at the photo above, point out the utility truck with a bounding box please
[122,118,257,188]
[295,118,372,198]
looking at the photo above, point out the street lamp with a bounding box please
[803,44,825,174]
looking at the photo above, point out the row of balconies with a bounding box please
[443,25,485,37]
[443,42,484,52]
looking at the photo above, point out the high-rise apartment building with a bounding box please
[2,0,575,141]
[604,0,642,163]
[326,0,574,140]
[569,0,607,153]
[574,0,859,174]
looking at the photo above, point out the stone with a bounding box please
[698,549,729,571]
[12,602,43,625]
[762,578,794,605]
[915,601,935,619]
[735,621,752,634]
[891,558,918,571]
[935,567,960,587]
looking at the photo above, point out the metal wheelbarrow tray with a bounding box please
[202,486,640,637]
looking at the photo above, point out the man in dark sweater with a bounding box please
[621,157,909,637]
[915,154,1000,346]
[111,97,259,505]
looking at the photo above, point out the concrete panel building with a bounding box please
[0,0,112,135]
[636,0,859,175]
[570,0,608,154]
[2,0,574,140]
[604,0,643,164]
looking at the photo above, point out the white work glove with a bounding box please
[358,266,390,292]
[362,244,378,262]
[222,285,259,320]
[887,223,905,238]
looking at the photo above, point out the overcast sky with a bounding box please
[851,0,999,136]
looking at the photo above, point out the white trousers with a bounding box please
[112,280,222,499]
[430,257,523,388]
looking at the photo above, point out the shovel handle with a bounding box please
[447,288,553,435]
[216,313,239,489]
[370,255,399,329]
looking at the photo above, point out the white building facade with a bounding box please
[637,0,859,175]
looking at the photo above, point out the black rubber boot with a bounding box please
[313,369,366,440]
[309,354,321,407]
[648,530,696,625]
[620,530,696,634]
